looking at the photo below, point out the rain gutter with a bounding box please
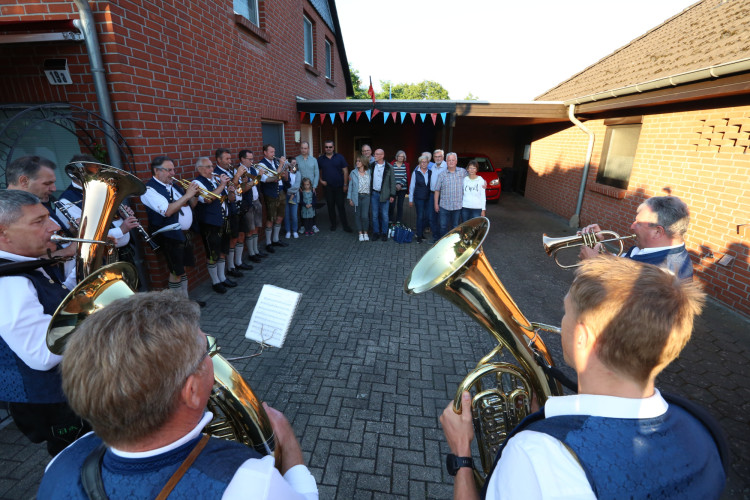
[567,105,593,228]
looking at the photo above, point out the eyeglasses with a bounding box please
[633,219,660,228]
[324,146,334,149]
[189,335,216,375]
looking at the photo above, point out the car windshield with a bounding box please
[457,157,494,172]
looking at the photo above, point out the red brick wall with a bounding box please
[527,104,750,317]
[1,0,347,289]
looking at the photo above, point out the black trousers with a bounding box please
[324,186,349,229]
[8,401,91,456]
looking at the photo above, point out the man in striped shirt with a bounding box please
[433,152,466,237]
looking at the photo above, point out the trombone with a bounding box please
[173,178,224,202]
[543,231,636,269]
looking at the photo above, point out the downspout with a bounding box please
[72,1,121,169]
[567,104,593,228]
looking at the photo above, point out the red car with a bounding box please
[457,154,501,202]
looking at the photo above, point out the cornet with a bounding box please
[543,231,636,269]
[173,178,224,202]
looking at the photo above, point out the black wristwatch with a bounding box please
[446,454,474,476]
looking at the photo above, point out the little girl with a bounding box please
[461,160,486,221]
[300,177,316,235]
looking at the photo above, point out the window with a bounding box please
[596,123,642,190]
[234,0,259,26]
[303,16,313,65]
[324,39,332,79]
[261,122,285,157]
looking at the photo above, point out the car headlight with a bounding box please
[489,179,499,186]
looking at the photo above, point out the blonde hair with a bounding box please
[569,256,704,383]
[62,291,204,446]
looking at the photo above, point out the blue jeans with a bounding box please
[284,193,298,233]
[371,191,389,235]
[439,208,461,236]
[462,208,482,221]
[414,197,431,237]
[354,193,370,232]
[430,192,440,238]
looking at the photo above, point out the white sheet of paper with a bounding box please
[245,284,301,348]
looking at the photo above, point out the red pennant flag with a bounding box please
[390,111,397,122]
[367,76,375,104]
[372,109,381,118]
[409,112,417,123]
[320,114,326,124]
[339,111,346,122]
[431,113,437,124]
[355,111,362,121]
[300,112,306,121]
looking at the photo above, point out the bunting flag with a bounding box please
[329,113,336,124]
[372,109,381,118]
[431,113,437,125]
[383,112,389,123]
[355,111,362,121]
[300,111,307,121]
[367,76,375,104]
[310,112,316,123]
[299,109,451,127]
[320,114,326,124]
[346,111,353,121]
[410,112,416,123]
[390,111,397,123]
[365,110,372,121]
[339,111,346,122]
[400,112,406,123]
[419,113,426,122]
[440,112,447,124]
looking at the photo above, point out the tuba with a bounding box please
[46,161,275,457]
[404,217,563,486]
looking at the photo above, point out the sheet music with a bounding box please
[245,284,301,348]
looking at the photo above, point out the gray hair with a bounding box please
[418,155,430,164]
[422,151,432,161]
[639,196,690,238]
[394,150,406,161]
[195,156,212,169]
[433,149,444,157]
[0,190,41,226]
[5,155,56,186]
[446,152,457,161]
[62,291,205,447]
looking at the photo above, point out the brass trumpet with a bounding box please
[173,178,224,202]
[543,231,636,269]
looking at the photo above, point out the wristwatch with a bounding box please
[446,453,474,476]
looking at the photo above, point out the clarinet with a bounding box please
[118,204,160,251]
[53,200,80,233]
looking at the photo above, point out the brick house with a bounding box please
[0,0,353,288]
[526,0,750,317]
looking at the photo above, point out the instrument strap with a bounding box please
[80,434,211,500]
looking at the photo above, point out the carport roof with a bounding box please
[295,99,569,125]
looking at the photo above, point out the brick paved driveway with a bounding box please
[2,193,748,499]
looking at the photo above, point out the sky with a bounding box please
[335,0,699,102]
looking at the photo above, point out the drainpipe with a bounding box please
[72,1,121,169]
[567,104,593,228]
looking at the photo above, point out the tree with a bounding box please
[463,92,479,100]
[377,80,450,100]
[348,64,371,100]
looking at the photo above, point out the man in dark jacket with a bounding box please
[317,140,352,232]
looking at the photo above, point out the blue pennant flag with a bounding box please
[365,110,372,121]
[383,112,389,123]
[310,113,316,123]
[329,113,336,124]
[440,112,447,124]
[419,113,426,122]
[346,111,353,121]
[400,112,406,123]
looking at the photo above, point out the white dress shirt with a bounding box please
[141,177,194,230]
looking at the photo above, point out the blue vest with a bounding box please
[482,402,725,499]
[144,178,184,241]
[412,168,431,200]
[60,184,84,206]
[259,158,289,199]
[214,166,237,215]
[194,176,225,227]
[38,433,264,499]
[0,261,69,403]
[624,245,694,280]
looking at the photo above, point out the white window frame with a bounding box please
[234,0,259,26]
[324,39,332,79]
[303,16,314,66]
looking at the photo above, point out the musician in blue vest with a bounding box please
[578,195,694,280]
[193,157,236,294]
[258,144,290,254]
[141,156,200,298]
[39,291,318,499]
[0,190,90,456]
[440,256,725,499]
[214,148,251,278]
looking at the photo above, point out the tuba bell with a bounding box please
[405,217,563,486]
[46,161,276,458]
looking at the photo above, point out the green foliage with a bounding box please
[376,80,450,100]
[463,92,479,100]
[348,64,371,100]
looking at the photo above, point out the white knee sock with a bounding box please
[217,258,227,282]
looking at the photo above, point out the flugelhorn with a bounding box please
[173,178,224,201]
[405,217,562,486]
[543,231,636,269]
